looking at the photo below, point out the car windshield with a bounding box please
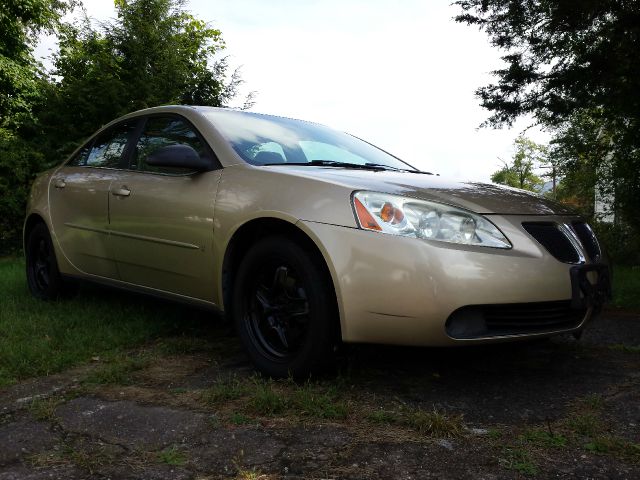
[202,109,418,171]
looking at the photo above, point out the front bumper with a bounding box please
[300,215,608,346]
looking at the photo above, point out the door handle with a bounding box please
[111,186,131,197]
[53,179,66,189]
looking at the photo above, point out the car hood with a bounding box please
[267,166,575,215]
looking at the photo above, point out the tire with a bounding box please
[26,222,76,300]
[232,236,339,378]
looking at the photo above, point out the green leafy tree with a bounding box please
[455,0,640,234]
[491,136,545,192]
[0,0,70,129]
[550,108,639,229]
[454,0,640,129]
[1,0,72,253]
[38,0,248,157]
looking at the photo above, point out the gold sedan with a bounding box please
[24,106,611,376]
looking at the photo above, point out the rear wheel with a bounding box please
[232,236,339,378]
[26,222,75,300]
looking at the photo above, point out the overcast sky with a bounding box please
[36,0,548,182]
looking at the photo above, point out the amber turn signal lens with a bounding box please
[354,197,382,231]
[380,202,405,224]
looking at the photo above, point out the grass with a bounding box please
[562,395,640,462]
[201,376,350,421]
[567,412,603,437]
[520,428,567,448]
[29,396,63,421]
[203,376,251,404]
[367,409,397,424]
[230,412,253,425]
[206,375,464,436]
[83,353,152,385]
[247,380,289,415]
[157,445,187,466]
[203,374,463,436]
[584,436,640,460]
[30,443,118,474]
[0,257,216,387]
[235,467,272,480]
[365,405,464,437]
[500,447,539,476]
[612,265,640,310]
[493,389,640,475]
[608,344,640,354]
[404,408,464,437]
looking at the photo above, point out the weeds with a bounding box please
[202,376,250,405]
[367,409,399,424]
[403,408,465,438]
[567,412,603,437]
[247,380,288,415]
[500,447,539,476]
[230,412,253,425]
[30,443,119,474]
[83,354,151,385]
[202,375,350,420]
[520,428,567,448]
[157,445,187,466]
[608,344,640,354]
[364,405,464,438]
[29,396,62,422]
[289,383,349,419]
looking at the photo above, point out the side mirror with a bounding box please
[146,144,213,171]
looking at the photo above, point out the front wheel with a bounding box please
[232,236,339,378]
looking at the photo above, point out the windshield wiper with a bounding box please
[365,163,434,175]
[265,160,398,171]
[263,159,434,174]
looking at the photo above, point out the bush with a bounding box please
[592,221,640,266]
[0,133,47,255]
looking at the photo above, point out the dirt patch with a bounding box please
[1,309,639,479]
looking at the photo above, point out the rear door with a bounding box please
[49,120,138,278]
[108,114,222,301]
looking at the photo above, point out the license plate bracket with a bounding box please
[570,264,612,310]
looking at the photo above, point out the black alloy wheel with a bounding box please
[233,236,338,378]
[26,222,74,300]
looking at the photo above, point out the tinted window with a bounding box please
[69,122,135,168]
[131,116,207,174]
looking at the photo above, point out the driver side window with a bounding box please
[131,116,207,174]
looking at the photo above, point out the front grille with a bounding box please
[446,300,587,339]
[572,222,601,261]
[522,222,581,263]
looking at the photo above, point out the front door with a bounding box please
[108,115,221,301]
[48,121,137,278]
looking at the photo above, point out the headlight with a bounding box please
[352,191,511,249]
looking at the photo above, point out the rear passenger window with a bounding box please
[68,122,135,168]
[131,116,207,174]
